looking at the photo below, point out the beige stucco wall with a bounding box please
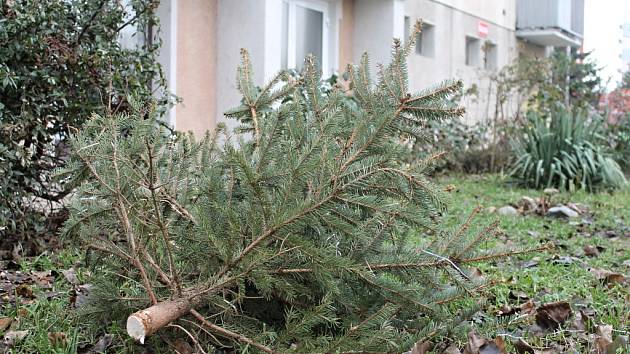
[176,0,217,136]
[339,0,354,70]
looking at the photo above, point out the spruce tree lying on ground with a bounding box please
[62,22,546,353]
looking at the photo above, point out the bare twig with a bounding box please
[459,243,554,263]
[166,324,208,354]
[190,309,276,354]
[111,137,158,305]
[145,138,182,295]
[421,249,470,281]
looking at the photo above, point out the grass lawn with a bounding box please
[1,174,628,353]
[436,174,629,352]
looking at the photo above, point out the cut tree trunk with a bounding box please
[126,298,192,344]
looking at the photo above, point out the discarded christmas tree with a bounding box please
[62,22,547,352]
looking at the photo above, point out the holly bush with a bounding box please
[0,0,167,243]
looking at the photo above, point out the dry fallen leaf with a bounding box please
[172,337,194,354]
[508,290,530,301]
[0,317,12,332]
[535,301,572,330]
[590,268,627,286]
[61,268,79,285]
[463,332,508,354]
[30,270,52,279]
[70,284,92,309]
[444,344,463,354]
[583,245,600,257]
[520,299,536,315]
[479,336,507,354]
[443,184,456,192]
[15,284,34,299]
[496,304,517,317]
[595,324,613,354]
[409,340,432,354]
[571,311,586,331]
[463,331,486,354]
[79,334,114,354]
[48,331,68,347]
[513,339,535,354]
[16,308,28,317]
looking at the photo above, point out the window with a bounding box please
[404,16,410,43]
[281,1,329,73]
[483,41,497,70]
[119,0,146,49]
[465,36,480,67]
[415,23,435,57]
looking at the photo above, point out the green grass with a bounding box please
[0,250,141,353]
[2,174,629,353]
[436,174,629,351]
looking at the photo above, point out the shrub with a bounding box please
[62,26,537,352]
[529,51,603,113]
[607,112,630,172]
[0,0,166,244]
[414,119,514,174]
[509,109,626,191]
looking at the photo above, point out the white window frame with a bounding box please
[285,0,330,75]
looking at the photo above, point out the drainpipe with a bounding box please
[565,45,570,107]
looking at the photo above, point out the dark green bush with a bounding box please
[413,119,514,174]
[0,0,166,243]
[509,109,626,191]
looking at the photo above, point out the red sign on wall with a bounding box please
[478,21,489,38]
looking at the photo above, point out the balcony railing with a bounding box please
[516,0,584,47]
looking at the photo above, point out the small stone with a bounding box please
[543,188,559,195]
[4,330,28,341]
[486,206,497,214]
[497,206,519,216]
[527,230,540,237]
[547,205,579,218]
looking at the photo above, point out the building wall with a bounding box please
[176,0,217,136]
[518,40,547,58]
[155,0,177,127]
[433,0,516,30]
[339,0,354,69]
[216,0,267,131]
[352,0,405,73]
[216,0,342,132]
[404,0,518,123]
[160,0,581,133]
